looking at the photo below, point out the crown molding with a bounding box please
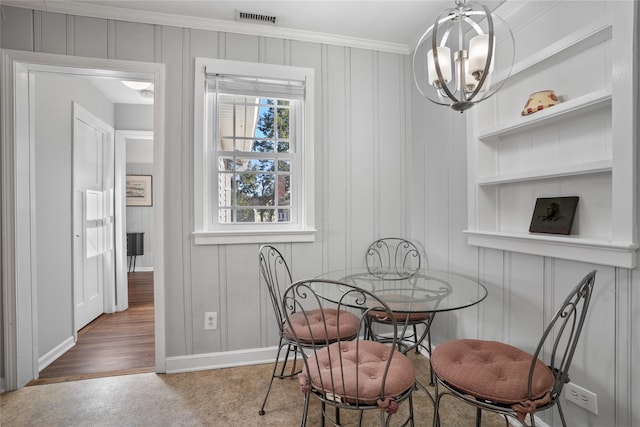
[2,0,410,55]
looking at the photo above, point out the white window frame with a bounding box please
[193,57,315,245]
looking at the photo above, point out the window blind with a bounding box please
[205,72,305,100]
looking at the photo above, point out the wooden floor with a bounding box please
[29,272,155,385]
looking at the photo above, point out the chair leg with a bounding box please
[279,344,298,378]
[476,407,482,427]
[432,383,442,427]
[413,325,420,353]
[300,392,310,427]
[259,341,290,415]
[427,331,434,386]
[556,400,567,427]
[408,389,415,427]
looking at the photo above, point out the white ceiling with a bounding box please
[87,77,155,105]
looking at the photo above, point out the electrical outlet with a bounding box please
[204,312,217,330]
[565,382,598,415]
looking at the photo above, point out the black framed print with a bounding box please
[529,196,579,235]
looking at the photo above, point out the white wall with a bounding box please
[115,104,153,131]
[1,2,639,425]
[33,72,115,359]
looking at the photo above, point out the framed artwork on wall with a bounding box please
[529,196,579,235]
[126,175,153,207]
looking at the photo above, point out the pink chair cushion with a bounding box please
[284,308,360,344]
[431,339,554,406]
[304,340,415,405]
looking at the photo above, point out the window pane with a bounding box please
[235,208,256,223]
[277,209,291,222]
[219,95,260,140]
[257,102,276,138]
[247,159,275,172]
[255,209,277,223]
[218,208,231,223]
[218,138,234,151]
[235,173,275,207]
[278,160,290,172]
[278,175,290,205]
[277,140,291,153]
[252,139,275,152]
[217,173,233,207]
[219,157,235,171]
[276,107,290,139]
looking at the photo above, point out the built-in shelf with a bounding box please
[477,89,612,142]
[478,159,612,186]
[490,23,612,87]
[464,230,637,269]
[466,13,636,268]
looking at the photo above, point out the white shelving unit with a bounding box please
[465,15,637,268]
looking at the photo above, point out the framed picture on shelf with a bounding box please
[126,175,153,207]
[529,196,579,235]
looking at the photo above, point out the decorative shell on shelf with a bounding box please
[521,90,559,116]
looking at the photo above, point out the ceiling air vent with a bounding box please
[235,10,278,25]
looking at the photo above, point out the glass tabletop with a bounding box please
[314,268,487,313]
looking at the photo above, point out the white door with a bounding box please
[73,103,115,331]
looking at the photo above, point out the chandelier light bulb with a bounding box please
[412,0,514,112]
[468,34,495,79]
[427,47,452,87]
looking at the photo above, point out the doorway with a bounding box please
[1,49,166,390]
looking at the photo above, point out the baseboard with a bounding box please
[39,335,75,372]
[165,346,277,374]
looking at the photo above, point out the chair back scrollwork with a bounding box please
[530,270,596,405]
[259,245,293,334]
[365,238,421,278]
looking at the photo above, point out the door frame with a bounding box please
[1,49,166,390]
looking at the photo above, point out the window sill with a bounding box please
[193,228,316,245]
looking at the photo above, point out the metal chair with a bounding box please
[284,278,416,427]
[258,245,297,416]
[365,238,434,362]
[258,245,360,417]
[431,270,597,427]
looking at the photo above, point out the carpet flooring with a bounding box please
[2,351,506,426]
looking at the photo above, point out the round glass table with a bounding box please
[314,267,488,398]
[314,268,488,314]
